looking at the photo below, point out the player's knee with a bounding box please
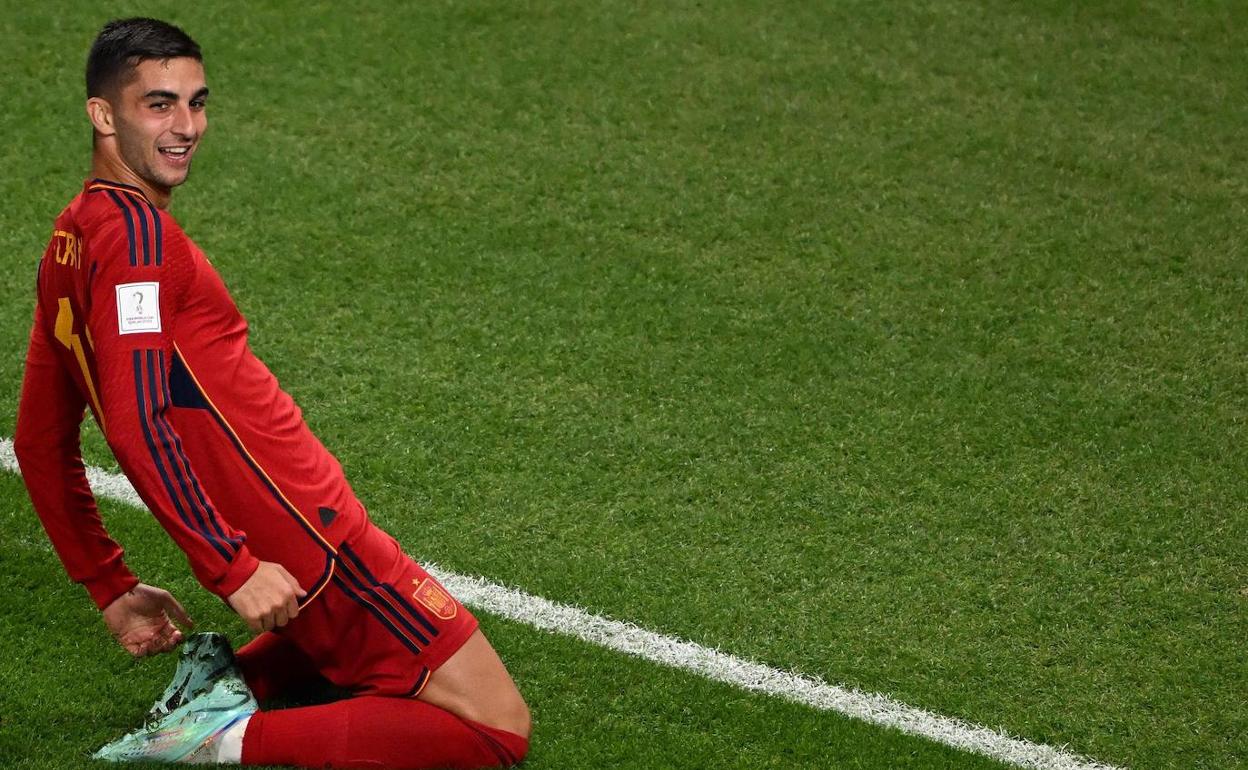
[424,674,530,741]
[490,694,530,767]
[504,710,531,766]
[482,686,531,742]
[508,693,532,742]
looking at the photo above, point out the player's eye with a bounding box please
[190,99,206,110]
[149,102,169,112]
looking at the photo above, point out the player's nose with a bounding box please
[170,104,196,139]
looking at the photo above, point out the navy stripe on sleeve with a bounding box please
[123,193,152,266]
[145,198,163,266]
[106,190,138,267]
[145,350,240,557]
[146,351,219,548]
[133,351,233,562]
[151,350,242,549]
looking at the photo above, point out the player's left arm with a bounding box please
[85,210,261,602]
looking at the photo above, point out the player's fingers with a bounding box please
[151,624,172,648]
[261,604,281,632]
[118,628,149,657]
[279,565,307,598]
[160,593,194,630]
[245,608,265,634]
[155,620,183,649]
[139,625,168,654]
[151,636,174,654]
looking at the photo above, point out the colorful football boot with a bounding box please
[93,673,257,763]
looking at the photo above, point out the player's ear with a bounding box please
[86,97,116,137]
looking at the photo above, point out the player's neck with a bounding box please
[91,151,174,210]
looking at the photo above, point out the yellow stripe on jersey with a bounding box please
[54,297,107,434]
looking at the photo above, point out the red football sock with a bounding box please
[240,696,529,769]
[234,632,325,703]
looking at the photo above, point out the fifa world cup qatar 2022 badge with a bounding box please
[412,578,457,620]
[116,282,162,334]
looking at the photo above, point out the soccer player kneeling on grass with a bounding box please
[14,17,530,768]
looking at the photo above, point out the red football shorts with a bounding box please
[277,520,478,698]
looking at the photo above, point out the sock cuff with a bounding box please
[239,711,267,766]
[214,714,251,764]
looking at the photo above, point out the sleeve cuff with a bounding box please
[83,567,141,611]
[212,547,261,600]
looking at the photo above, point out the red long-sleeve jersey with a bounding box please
[15,178,365,610]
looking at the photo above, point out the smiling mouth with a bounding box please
[159,146,192,159]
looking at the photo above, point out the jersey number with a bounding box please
[54,297,107,432]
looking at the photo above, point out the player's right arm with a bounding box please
[21,193,299,632]
[14,299,140,610]
[17,280,194,655]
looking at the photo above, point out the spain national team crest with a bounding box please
[412,578,457,620]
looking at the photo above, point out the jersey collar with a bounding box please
[86,178,150,200]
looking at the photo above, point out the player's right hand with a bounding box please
[103,583,194,657]
[226,560,307,632]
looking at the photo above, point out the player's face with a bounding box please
[110,57,208,192]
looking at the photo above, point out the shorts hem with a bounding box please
[413,607,479,680]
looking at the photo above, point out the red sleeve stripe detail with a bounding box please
[148,196,163,266]
[100,188,163,267]
[124,193,151,266]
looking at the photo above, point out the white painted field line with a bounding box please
[0,436,1121,770]
[0,439,145,509]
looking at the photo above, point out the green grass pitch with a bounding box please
[1,2,1245,768]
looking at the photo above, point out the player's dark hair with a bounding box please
[86,17,201,98]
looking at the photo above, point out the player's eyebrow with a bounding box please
[141,87,210,101]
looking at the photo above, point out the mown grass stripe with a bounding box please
[0,436,1121,770]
